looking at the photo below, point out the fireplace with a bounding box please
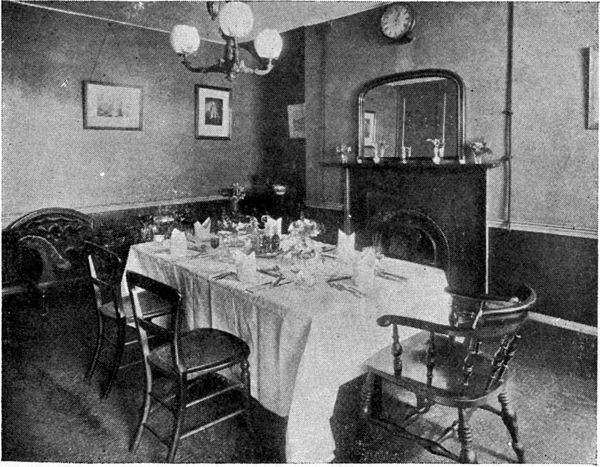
[367,208,449,270]
[346,163,492,295]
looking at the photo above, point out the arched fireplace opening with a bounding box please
[367,209,449,270]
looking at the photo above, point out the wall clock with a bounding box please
[380,3,415,44]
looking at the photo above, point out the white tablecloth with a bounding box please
[123,242,451,463]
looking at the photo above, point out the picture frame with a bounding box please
[587,46,598,130]
[287,103,305,139]
[364,110,376,147]
[82,81,143,130]
[195,85,232,140]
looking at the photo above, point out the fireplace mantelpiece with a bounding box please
[324,160,505,295]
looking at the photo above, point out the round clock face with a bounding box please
[380,4,415,40]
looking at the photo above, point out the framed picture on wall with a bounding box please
[82,81,143,130]
[587,46,598,130]
[195,85,232,139]
[364,110,376,147]
[288,103,305,139]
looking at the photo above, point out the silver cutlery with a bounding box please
[258,266,282,278]
[272,278,293,288]
[328,281,365,297]
[212,271,235,280]
[244,281,274,293]
[376,270,408,282]
[326,275,352,283]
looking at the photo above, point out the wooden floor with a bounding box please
[2,291,597,463]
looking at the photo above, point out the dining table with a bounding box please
[122,239,451,463]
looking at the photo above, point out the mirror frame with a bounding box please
[357,69,466,161]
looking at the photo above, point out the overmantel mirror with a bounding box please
[357,69,465,162]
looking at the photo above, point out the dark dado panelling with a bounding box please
[489,228,598,327]
[89,199,228,260]
[349,164,488,296]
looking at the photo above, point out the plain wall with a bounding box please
[304,2,598,232]
[2,2,268,222]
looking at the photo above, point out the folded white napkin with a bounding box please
[352,247,378,290]
[262,216,283,237]
[193,218,211,241]
[170,228,188,254]
[231,250,257,283]
[337,230,356,263]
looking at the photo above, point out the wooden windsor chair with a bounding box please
[355,283,537,463]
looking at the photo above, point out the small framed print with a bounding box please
[364,110,376,147]
[288,103,305,139]
[82,81,143,130]
[195,85,232,139]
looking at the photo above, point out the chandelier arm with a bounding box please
[179,54,226,74]
[236,59,274,76]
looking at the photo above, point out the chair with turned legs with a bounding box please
[84,241,170,398]
[356,284,537,463]
[126,270,252,463]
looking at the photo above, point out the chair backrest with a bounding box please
[5,208,93,287]
[369,209,449,270]
[125,271,182,372]
[377,284,536,393]
[449,283,537,339]
[85,240,124,317]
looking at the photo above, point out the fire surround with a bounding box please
[326,160,503,295]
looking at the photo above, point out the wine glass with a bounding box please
[373,232,385,260]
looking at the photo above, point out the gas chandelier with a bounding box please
[170,1,283,80]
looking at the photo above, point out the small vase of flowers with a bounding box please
[466,139,493,164]
[426,138,444,164]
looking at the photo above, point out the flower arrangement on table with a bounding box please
[466,139,493,164]
[279,217,323,260]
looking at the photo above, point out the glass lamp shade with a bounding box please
[254,29,283,59]
[170,25,200,54]
[218,1,254,38]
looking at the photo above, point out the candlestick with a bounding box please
[441,93,447,146]
[401,98,406,148]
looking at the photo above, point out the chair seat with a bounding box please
[149,328,250,376]
[99,291,171,323]
[365,331,504,405]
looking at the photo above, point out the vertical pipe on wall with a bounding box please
[488,2,515,293]
[503,2,515,229]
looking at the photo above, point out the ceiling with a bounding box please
[18,1,386,42]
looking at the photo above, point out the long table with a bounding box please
[123,241,451,463]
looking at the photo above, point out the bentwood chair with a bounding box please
[84,241,170,398]
[355,284,537,463]
[126,271,252,463]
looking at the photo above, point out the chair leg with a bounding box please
[101,317,126,398]
[85,312,104,381]
[39,289,50,316]
[239,359,260,459]
[167,376,186,463]
[240,360,254,430]
[352,372,377,461]
[131,363,153,453]
[457,408,478,464]
[499,391,525,463]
